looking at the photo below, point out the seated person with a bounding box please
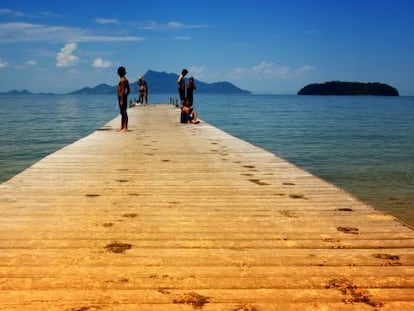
[181,98,199,124]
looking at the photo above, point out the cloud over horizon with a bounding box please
[0,58,8,68]
[92,57,112,68]
[56,43,79,67]
[228,61,314,81]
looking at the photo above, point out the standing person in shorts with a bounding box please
[177,68,188,106]
[117,66,130,132]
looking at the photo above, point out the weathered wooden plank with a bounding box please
[1,275,414,291]
[1,265,413,277]
[3,303,413,311]
[1,250,413,269]
[0,288,413,303]
[1,237,414,249]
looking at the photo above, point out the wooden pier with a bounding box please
[0,105,413,310]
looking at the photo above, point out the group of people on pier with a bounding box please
[137,75,149,106]
[116,66,199,132]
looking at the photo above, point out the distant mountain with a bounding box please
[68,70,251,95]
[140,70,250,94]
[2,89,33,95]
[68,83,115,95]
[298,81,399,96]
[0,89,55,96]
[1,70,251,96]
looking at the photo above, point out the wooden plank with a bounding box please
[1,237,414,249]
[0,105,413,310]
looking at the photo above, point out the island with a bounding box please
[298,81,399,96]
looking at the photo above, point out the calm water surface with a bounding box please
[0,94,413,226]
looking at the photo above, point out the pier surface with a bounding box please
[0,105,413,310]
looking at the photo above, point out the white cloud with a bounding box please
[0,8,25,17]
[0,8,59,18]
[95,18,119,25]
[0,22,143,43]
[188,66,205,78]
[56,43,79,67]
[168,22,185,29]
[25,60,37,66]
[173,36,191,41]
[92,57,112,68]
[0,58,8,68]
[39,11,60,18]
[15,59,37,69]
[77,35,142,42]
[140,21,208,31]
[252,61,290,77]
[295,65,315,75]
[230,61,314,80]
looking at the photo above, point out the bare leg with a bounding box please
[192,111,200,124]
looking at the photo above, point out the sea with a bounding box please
[0,94,413,227]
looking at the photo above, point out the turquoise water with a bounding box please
[1,94,413,226]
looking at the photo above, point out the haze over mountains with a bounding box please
[1,70,251,95]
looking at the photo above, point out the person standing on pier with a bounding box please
[186,76,196,106]
[177,68,188,106]
[117,66,130,132]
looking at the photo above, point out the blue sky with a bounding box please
[1,0,413,95]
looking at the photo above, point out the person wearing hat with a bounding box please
[117,66,130,132]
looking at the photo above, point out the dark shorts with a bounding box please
[178,88,185,101]
[118,96,128,116]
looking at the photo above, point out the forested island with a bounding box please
[298,81,399,96]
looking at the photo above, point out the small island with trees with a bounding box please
[298,81,399,96]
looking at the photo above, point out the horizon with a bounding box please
[1,79,406,97]
[1,1,414,95]
[0,69,405,96]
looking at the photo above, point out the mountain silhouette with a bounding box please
[69,70,250,95]
[69,70,251,95]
